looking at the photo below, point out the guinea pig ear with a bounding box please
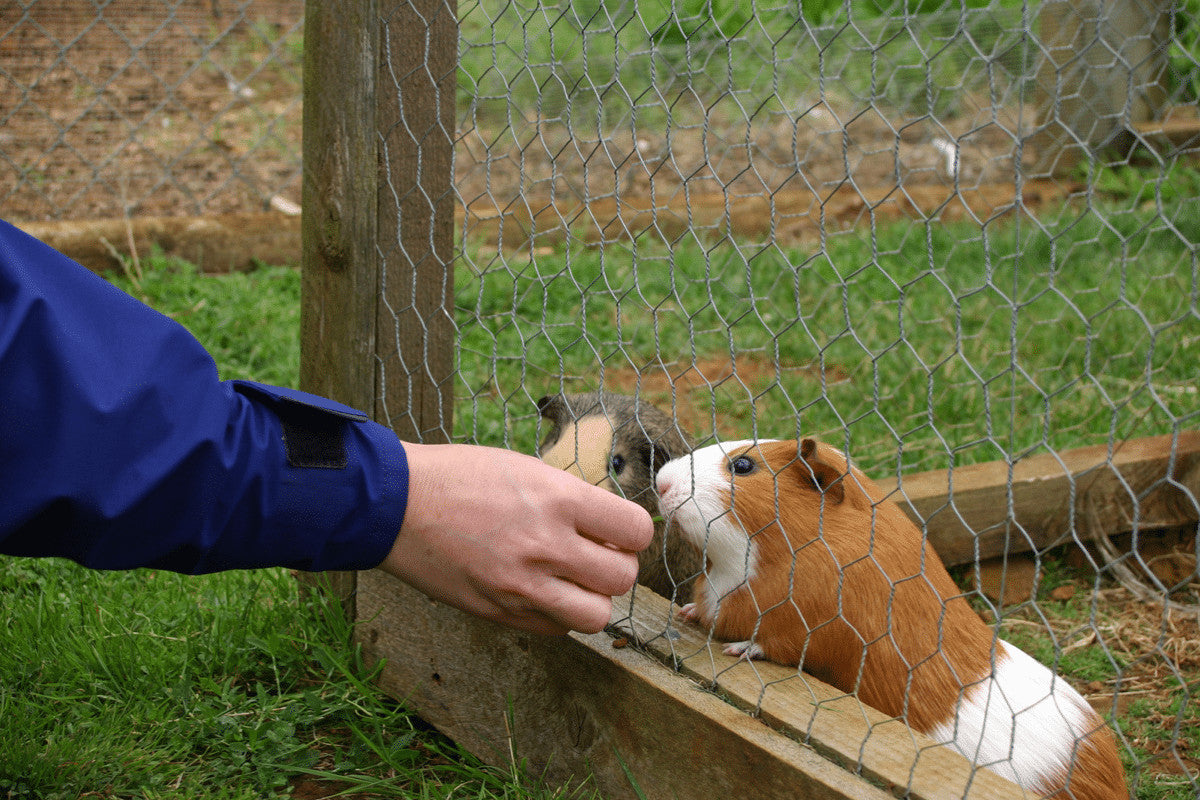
[648,441,674,475]
[537,394,564,421]
[797,438,846,504]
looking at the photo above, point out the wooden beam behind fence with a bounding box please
[884,431,1200,568]
[16,213,302,274]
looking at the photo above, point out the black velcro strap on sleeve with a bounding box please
[280,404,348,469]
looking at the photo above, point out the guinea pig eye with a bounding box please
[729,455,757,476]
[610,454,626,475]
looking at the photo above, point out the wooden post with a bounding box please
[1031,0,1172,176]
[297,0,457,613]
[297,0,381,615]
[883,431,1200,568]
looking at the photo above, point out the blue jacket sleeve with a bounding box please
[0,219,408,574]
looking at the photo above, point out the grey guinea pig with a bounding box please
[536,392,702,601]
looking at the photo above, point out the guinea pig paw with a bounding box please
[676,603,702,622]
[723,641,765,661]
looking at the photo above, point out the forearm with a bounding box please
[0,219,407,574]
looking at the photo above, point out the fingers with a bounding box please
[555,535,641,598]
[483,575,616,635]
[568,478,655,554]
[555,589,614,634]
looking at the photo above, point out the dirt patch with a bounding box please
[588,353,849,442]
[1,1,305,222]
[3,4,1080,254]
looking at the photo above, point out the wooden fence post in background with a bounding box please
[298,0,458,613]
[1032,0,1172,176]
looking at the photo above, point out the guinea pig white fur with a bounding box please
[657,438,1127,800]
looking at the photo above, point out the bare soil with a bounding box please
[1,0,305,222]
[2,2,1076,251]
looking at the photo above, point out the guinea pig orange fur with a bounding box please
[657,438,1127,800]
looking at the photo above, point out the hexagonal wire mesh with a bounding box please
[0,0,303,221]
[3,0,1197,796]
[444,1,1198,797]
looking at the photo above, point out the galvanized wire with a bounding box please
[1,0,303,221]
[447,1,1199,796]
[5,0,1198,796]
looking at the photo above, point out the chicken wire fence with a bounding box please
[6,0,1199,796]
[442,1,1199,797]
[1,0,303,221]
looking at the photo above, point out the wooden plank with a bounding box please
[296,0,381,610]
[457,180,1074,250]
[879,432,1200,568]
[609,588,1026,800]
[375,0,458,444]
[1131,116,1200,154]
[356,569,904,800]
[15,213,301,274]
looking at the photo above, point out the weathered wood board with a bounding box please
[20,179,1071,277]
[1132,116,1200,154]
[881,431,1200,568]
[15,213,302,274]
[356,569,1027,800]
[606,586,1028,800]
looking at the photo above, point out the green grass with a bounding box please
[456,0,1034,131]
[455,194,1199,476]
[0,255,604,799]
[0,559,602,799]
[1122,690,1200,800]
[456,0,1200,128]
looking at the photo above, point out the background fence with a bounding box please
[5,0,1200,798]
[2,0,303,221]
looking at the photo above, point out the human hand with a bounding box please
[378,442,654,636]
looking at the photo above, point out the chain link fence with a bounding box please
[1,0,303,222]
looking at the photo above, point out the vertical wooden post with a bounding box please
[1031,0,1172,176]
[375,0,458,445]
[298,0,381,616]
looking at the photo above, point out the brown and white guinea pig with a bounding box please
[537,392,702,600]
[657,438,1128,800]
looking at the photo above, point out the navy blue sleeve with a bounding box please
[0,219,408,574]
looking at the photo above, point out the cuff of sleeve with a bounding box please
[232,381,409,573]
[318,417,409,571]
